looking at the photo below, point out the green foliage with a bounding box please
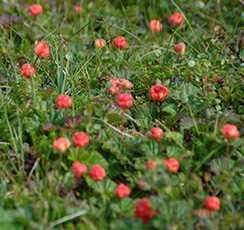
[0,0,243,229]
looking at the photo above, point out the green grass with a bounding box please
[0,0,244,229]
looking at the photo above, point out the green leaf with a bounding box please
[106,112,125,125]
[85,178,116,196]
[162,104,177,116]
[165,131,183,146]
[69,150,108,169]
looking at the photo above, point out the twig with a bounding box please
[27,158,40,181]
[122,111,140,127]
[103,120,134,139]
[0,141,10,145]
[95,118,134,139]
[49,209,88,228]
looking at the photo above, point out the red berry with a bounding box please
[29,4,43,16]
[108,85,120,95]
[74,4,82,13]
[72,132,90,148]
[150,84,169,102]
[108,78,121,94]
[221,124,240,141]
[120,79,133,89]
[135,198,157,224]
[149,19,163,32]
[204,196,221,212]
[20,63,36,78]
[150,127,164,141]
[113,36,128,49]
[95,38,106,48]
[174,42,186,55]
[164,158,180,173]
[53,137,70,153]
[145,160,157,170]
[35,41,50,58]
[72,161,87,178]
[110,78,121,87]
[55,95,73,109]
[116,93,133,109]
[108,78,133,94]
[115,183,131,199]
[89,164,106,181]
[168,12,184,28]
